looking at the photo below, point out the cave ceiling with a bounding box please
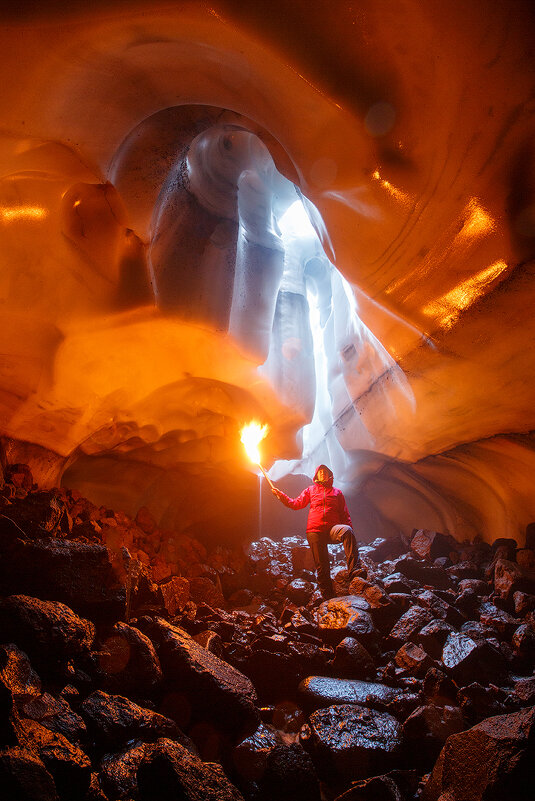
[1,0,535,544]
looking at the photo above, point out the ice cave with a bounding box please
[3,0,535,548]
[1,3,535,799]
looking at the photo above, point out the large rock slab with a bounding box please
[0,530,126,619]
[422,706,535,801]
[300,704,402,783]
[137,738,244,801]
[297,676,401,713]
[80,690,182,751]
[137,617,260,741]
[0,595,95,676]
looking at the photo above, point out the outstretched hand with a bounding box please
[271,486,281,499]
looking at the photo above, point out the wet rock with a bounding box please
[360,535,406,563]
[80,690,182,751]
[21,692,87,743]
[158,576,190,616]
[394,643,435,677]
[347,578,399,630]
[291,544,316,574]
[0,746,59,801]
[402,704,464,768]
[284,578,315,606]
[410,530,456,562]
[454,586,480,616]
[333,769,419,801]
[415,589,464,627]
[99,740,152,800]
[0,535,127,620]
[98,621,162,697]
[457,578,489,595]
[297,676,401,713]
[188,576,226,608]
[193,629,224,657]
[300,704,402,783]
[255,743,321,801]
[417,620,456,659]
[388,606,433,646]
[394,557,452,589]
[422,706,535,801]
[446,561,482,580]
[513,591,535,616]
[232,722,284,781]
[316,596,378,648]
[456,682,509,723]
[330,637,375,679]
[15,718,91,801]
[422,668,458,705]
[137,737,244,801]
[382,573,413,594]
[0,643,41,702]
[493,559,526,601]
[512,623,535,661]
[386,592,413,612]
[441,632,507,685]
[0,595,95,677]
[137,617,260,741]
[479,601,521,638]
[513,676,535,705]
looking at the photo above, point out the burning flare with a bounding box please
[240,421,269,465]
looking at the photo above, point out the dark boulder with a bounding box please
[79,690,182,752]
[394,557,453,589]
[422,706,535,801]
[297,676,403,713]
[402,703,464,768]
[137,737,244,801]
[316,597,379,648]
[417,619,456,659]
[410,530,457,562]
[14,717,91,801]
[330,637,375,679]
[21,692,87,743]
[388,606,433,646]
[300,703,402,784]
[0,643,41,703]
[137,617,260,741]
[0,746,59,801]
[441,632,507,685]
[0,595,94,677]
[99,740,153,800]
[98,621,163,697]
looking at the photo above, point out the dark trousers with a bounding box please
[307,524,359,599]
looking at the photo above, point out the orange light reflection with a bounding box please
[423,259,508,327]
[1,206,48,222]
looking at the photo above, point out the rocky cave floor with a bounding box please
[0,463,534,801]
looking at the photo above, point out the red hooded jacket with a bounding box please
[276,464,352,534]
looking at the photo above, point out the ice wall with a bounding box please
[1,0,535,544]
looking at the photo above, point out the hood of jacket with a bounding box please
[313,464,333,486]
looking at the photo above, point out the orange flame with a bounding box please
[240,421,269,465]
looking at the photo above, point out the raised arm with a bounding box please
[271,485,311,510]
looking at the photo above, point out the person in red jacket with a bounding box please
[271,464,360,599]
